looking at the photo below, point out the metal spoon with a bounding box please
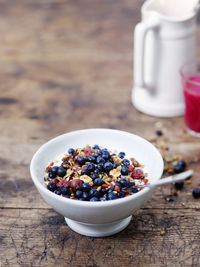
[136,170,193,189]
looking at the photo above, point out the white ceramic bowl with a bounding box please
[30,128,163,237]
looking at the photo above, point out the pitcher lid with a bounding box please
[142,0,199,22]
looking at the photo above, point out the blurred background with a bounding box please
[1,0,142,140]
[1,0,200,140]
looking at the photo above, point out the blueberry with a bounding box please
[98,150,103,156]
[51,166,58,175]
[107,188,113,193]
[96,156,105,164]
[75,190,83,198]
[47,182,57,192]
[174,164,184,173]
[177,160,186,169]
[192,188,200,199]
[132,187,139,193]
[107,192,118,200]
[97,163,104,171]
[82,191,90,200]
[113,163,117,169]
[68,148,75,156]
[48,172,56,179]
[123,159,130,166]
[54,189,61,195]
[126,181,134,188]
[103,162,113,172]
[173,161,186,174]
[90,197,99,202]
[100,197,107,201]
[89,188,100,197]
[119,178,128,187]
[89,188,97,197]
[129,181,135,187]
[81,183,91,192]
[87,155,96,163]
[118,152,125,159]
[61,161,70,169]
[174,180,184,190]
[121,166,130,175]
[60,186,68,194]
[93,152,100,158]
[100,188,107,195]
[87,163,95,173]
[156,130,163,136]
[94,178,103,186]
[77,156,86,166]
[81,168,89,175]
[94,169,100,176]
[102,151,110,160]
[78,197,86,201]
[92,144,100,150]
[90,174,98,180]
[117,192,125,198]
[64,195,70,198]
[57,167,66,177]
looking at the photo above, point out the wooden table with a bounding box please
[1,0,200,266]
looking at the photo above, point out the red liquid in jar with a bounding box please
[183,75,200,133]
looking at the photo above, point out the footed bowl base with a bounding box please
[65,216,132,237]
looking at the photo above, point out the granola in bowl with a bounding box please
[44,144,148,201]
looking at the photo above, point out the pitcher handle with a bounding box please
[134,20,160,88]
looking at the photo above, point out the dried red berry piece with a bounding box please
[45,166,51,173]
[57,179,70,188]
[122,189,129,196]
[128,165,134,172]
[84,148,91,158]
[49,178,58,184]
[131,169,144,179]
[70,179,83,192]
[114,186,120,192]
[62,155,72,161]
[73,155,79,162]
[72,165,81,172]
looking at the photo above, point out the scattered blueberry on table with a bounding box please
[192,188,200,199]
[155,130,163,136]
[173,160,187,174]
[174,180,184,190]
[164,157,198,200]
[44,145,148,201]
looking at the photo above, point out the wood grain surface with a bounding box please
[1,0,200,266]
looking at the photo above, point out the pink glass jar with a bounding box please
[181,62,200,137]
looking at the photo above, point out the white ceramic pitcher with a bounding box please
[132,0,199,117]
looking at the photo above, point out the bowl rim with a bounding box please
[30,128,164,207]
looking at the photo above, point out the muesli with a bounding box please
[44,145,148,201]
